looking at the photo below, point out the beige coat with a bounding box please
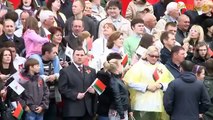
[125,1,153,21]
[98,16,132,38]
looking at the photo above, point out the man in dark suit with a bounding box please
[64,19,84,50]
[58,47,97,120]
[0,19,25,54]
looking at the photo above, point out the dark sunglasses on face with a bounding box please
[148,54,159,58]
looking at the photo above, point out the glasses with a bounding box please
[148,54,159,58]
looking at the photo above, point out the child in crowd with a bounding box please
[19,58,49,120]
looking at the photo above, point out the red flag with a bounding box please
[153,68,159,81]
[13,102,23,120]
[121,54,128,67]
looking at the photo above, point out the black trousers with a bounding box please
[63,112,93,120]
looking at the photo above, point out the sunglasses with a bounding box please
[148,54,159,58]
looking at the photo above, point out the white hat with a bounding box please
[165,2,178,15]
[39,10,54,23]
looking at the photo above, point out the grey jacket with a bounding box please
[20,73,49,112]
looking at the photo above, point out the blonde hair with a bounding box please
[78,31,91,42]
[103,59,120,73]
[183,25,204,46]
[145,46,159,58]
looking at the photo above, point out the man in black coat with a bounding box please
[0,19,25,54]
[58,47,97,120]
[164,60,210,120]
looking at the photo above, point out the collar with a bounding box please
[110,15,122,22]
[133,32,142,39]
[43,27,51,36]
[73,62,83,71]
[6,35,14,40]
[22,6,32,10]
[168,15,177,22]
[72,32,78,38]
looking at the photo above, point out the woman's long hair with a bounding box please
[23,16,39,34]
[183,25,204,46]
[193,42,210,60]
[0,48,15,73]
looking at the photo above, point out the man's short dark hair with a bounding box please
[171,45,185,57]
[24,58,39,72]
[73,47,86,55]
[180,60,194,72]
[131,18,144,30]
[3,41,16,48]
[107,52,122,61]
[106,0,122,10]
[165,22,177,30]
[42,42,56,55]
[5,11,18,23]
[160,31,174,45]
[205,58,213,75]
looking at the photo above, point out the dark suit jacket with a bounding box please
[58,63,97,117]
[176,28,188,45]
[65,16,97,38]
[64,33,82,50]
[39,27,47,37]
[0,33,25,54]
[184,10,199,25]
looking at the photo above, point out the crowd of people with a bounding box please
[0,0,213,120]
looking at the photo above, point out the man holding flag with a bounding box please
[58,47,97,120]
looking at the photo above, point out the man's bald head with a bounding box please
[143,13,157,29]
[177,14,190,32]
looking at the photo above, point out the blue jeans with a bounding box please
[25,111,43,120]
[98,116,109,120]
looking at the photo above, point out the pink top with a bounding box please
[23,29,49,58]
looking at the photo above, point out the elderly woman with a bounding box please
[124,46,174,120]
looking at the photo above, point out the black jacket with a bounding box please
[203,75,213,120]
[96,70,112,116]
[165,60,181,78]
[164,72,210,120]
[160,47,171,64]
[0,33,25,54]
[192,56,208,66]
[109,74,129,119]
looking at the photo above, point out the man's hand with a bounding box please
[77,93,85,100]
[25,106,30,112]
[147,83,158,92]
[0,88,7,98]
[47,75,56,82]
[155,83,162,89]
[87,87,95,94]
[35,106,43,113]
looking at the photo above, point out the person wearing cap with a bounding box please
[155,2,180,36]
[125,0,153,21]
[39,10,55,37]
